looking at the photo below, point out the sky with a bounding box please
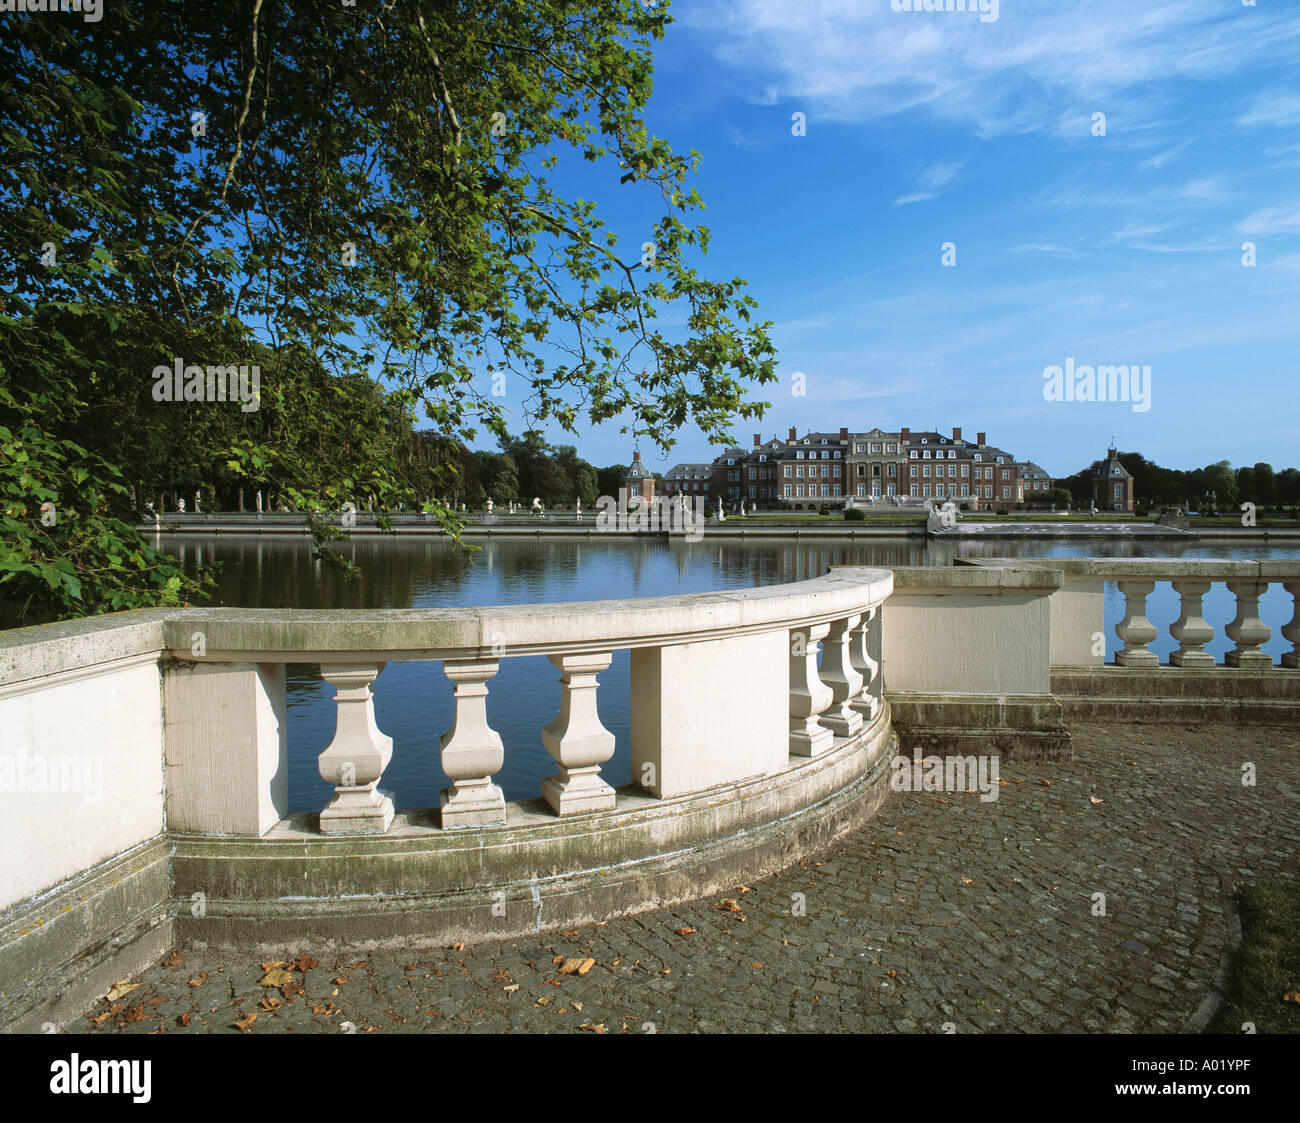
[488,0,1300,481]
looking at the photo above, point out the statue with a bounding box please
[177,497,186,513]
[532,496,544,517]
[716,498,725,522]
[486,498,494,514]
[193,490,201,514]
[575,498,582,522]
[256,490,263,514]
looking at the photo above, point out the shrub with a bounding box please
[844,508,866,521]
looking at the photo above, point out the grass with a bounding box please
[1207,881,1300,1035]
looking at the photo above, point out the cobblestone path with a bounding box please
[83,722,1300,1034]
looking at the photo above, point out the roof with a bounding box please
[664,463,713,479]
[623,459,651,480]
[1095,453,1132,479]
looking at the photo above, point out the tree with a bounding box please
[1235,465,1257,504]
[597,464,628,499]
[1253,463,1277,507]
[1,2,776,625]
[1276,467,1300,507]
[1203,461,1238,510]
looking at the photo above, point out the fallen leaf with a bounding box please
[330,988,339,997]
[188,973,207,987]
[576,958,595,976]
[611,959,621,967]
[260,996,282,1011]
[503,984,519,994]
[121,1003,147,1024]
[535,997,550,1007]
[552,956,565,965]
[147,994,165,1008]
[661,968,671,976]
[260,968,293,988]
[290,954,319,972]
[1090,796,1104,805]
[578,1022,606,1033]
[716,898,741,912]
[752,962,763,970]
[105,980,139,1002]
[1040,780,1052,787]
[90,1011,113,1025]
[332,976,348,985]
[161,950,183,968]
[451,942,464,951]
[348,961,367,969]
[280,980,303,1001]
[677,927,696,936]
[562,930,580,938]
[737,885,752,893]
[260,961,286,971]
[573,1002,583,1011]
[558,958,595,976]
[178,1012,191,1027]
[1283,992,1300,1004]
[961,878,973,885]
[233,1012,258,1032]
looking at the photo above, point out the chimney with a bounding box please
[753,433,761,448]
[977,432,986,447]
[788,426,797,441]
[952,427,962,442]
[633,450,641,462]
[839,426,848,442]
[900,427,911,445]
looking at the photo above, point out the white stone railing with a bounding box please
[968,558,1300,669]
[155,567,892,836]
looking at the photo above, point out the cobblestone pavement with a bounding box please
[83,722,1300,1034]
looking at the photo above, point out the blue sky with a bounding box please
[492,0,1300,480]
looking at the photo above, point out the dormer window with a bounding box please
[948,451,955,459]
[833,451,841,459]
[974,454,982,462]
[996,456,1004,464]
[726,458,734,465]
[909,450,918,459]
[796,451,804,459]
[922,450,931,458]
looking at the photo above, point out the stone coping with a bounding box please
[883,562,1062,591]
[160,565,893,661]
[0,568,892,684]
[962,557,1300,580]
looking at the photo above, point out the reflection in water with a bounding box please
[157,531,1300,813]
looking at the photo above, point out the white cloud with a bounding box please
[1237,204,1300,236]
[893,159,966,205]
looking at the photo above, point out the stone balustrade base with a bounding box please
[0,838,174,1034]
[886,692,1073,762]
[1051,666,1300,724]
[167,711,894,954]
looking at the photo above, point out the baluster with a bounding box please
[542,652,617,815]
[1225,581,1273,669]
[1169,579,1215,667]
[820,614,864,736]
[849,606,882,719]
[1282,581,1299,669]
[790,623,834,756]
[317,664,395,834]
[439,658,507,828]
[1115,580,1158,667]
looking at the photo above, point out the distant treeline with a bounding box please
[1057,455,1300,511]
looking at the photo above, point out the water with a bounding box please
[158,532,1300,812]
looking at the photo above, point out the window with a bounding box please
[996,456,1004,464]
[887,483,895,497]
[948,485,956,497]
[923,450,931,459]
[910,465,918,478]
[961,464,969,477]
[1003,487,1010,499]
[855,443,865,453]
[872,483,880,499]
[833,485,840,497]
[796,451,804,459]
[820,439,827,444]
[923,466,931,477]
[1114,483,1122,500]
[888,464,896,477]
[985,467,993,479]
[910,484,919,497]
[759,455,766,463]
[821,485,829,497]
[834,451,841,459]
[857,484,866,497]
[749,487,755,498]
[833,465,841,477]
[910,450,918,459]
[820,451,828,459]
[974,454,982,462]
[871,444,880,453]
[821,465,829,478]
[748,468,756,480]
[948,451,956,459]
[783,465,791,478]
[796,485,804,498]
[961,484,969,498]
[857,464,865,476]
[984,485,992,498]
[796,465,804,478]
[923,484,931,497]
[783,484,791,498]
[887,444,896,453]
[921,438,928,444]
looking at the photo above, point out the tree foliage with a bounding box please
[0,1,777,625]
